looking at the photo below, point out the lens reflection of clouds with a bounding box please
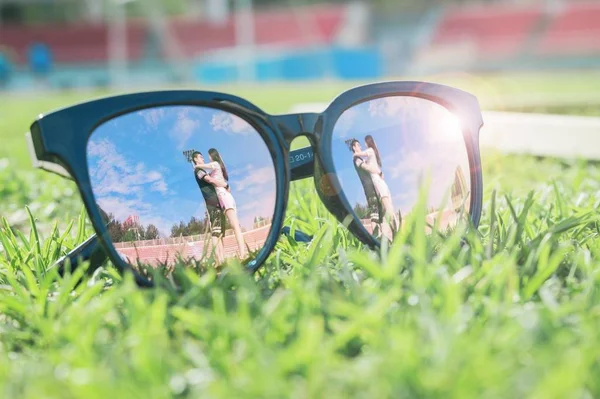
[332,96,471,218]
[87,106,277,238]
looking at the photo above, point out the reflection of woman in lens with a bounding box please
[193,148,247,259]
[354,135,400,232]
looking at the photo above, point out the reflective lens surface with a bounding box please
[87,106,277,269]
[332,96,471,241]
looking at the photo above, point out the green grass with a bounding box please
[3,69,600,167]
[1,72,600,397]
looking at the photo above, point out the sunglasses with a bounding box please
[26,81,484,287]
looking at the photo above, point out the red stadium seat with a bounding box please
[165,4,345,58]
[536,2,600,56]
[253,4,344,47]
[163,16,236,57]
[430,4,543,61]
[0,4,344,65]
[0,21,147,64]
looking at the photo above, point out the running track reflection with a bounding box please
[114,224,271,266]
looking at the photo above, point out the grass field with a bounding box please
[1,71,600,398]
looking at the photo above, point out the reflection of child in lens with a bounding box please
[194,148,247,259]
[353,135,400,233]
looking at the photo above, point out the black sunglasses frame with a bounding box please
[27,81,484,287]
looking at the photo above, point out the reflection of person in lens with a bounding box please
[353,135,400,234]
[192,151,227,263]
[193,148,248,259]
[350,139,383,237]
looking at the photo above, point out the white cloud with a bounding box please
[382,143,470,214]
[98,196,152,221]
[236,197,276,230]
[366,98,386,117]
[151,180,168,193]
[366,96,463,142]
[387,150,425,180]
[333,107,358,138]
[367,96,412,118]
[209,162,278,230]
[88,138,169,197]
[139,108,166,129]
[210,111,255,136]
[226,164,277,230]
[231,165,276,192]
[245,185,270,197]
[170,109,201,150]
[387,147,462,185]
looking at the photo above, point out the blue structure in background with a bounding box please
[195,62,239,84]
[0,51,12,88]
[28,42,53,77]
[330,47,383,79]
[1,45,385,90]
[193,46,384,84]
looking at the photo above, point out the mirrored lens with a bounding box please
[87,105,277,270]
[332,96,471,241]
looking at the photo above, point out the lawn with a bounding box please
[3,69,600,167]
[1,71,600,398]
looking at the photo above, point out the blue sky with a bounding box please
[87,105,277,237]
[331,96,472,217]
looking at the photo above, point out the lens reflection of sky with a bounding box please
[88,98,470,239]
[332,96,471,217]
[87,106,277,237]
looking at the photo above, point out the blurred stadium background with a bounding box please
[0,0,599,91]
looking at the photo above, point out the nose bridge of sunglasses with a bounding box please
[271,113,321,144]
[272,113,322,182]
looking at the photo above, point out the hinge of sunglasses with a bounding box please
[25,131,73,180]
